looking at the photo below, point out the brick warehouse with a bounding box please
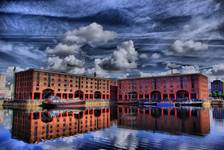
[15,69,112,101]
[117,73,208,101]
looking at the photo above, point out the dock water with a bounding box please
[119,100,211,108]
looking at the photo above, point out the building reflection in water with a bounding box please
[117,106,210,136]
[12,108,110,143]
[213,107,224,120]
[11,106,211,144]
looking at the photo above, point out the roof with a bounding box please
[118,73,208,80]
[16,68,112,81]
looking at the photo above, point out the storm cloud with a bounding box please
[0,0,224,80]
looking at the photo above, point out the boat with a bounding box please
[42,96,86,109]
[138,100,156,106]
[156,102,175,107]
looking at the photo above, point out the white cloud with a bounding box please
[64,22,117,46]
[5,66,26,82]
[140,64,199,78]
[180,65,200,74]
[151,53,160,59]
[139,53,148,59]
[172,40,208,53]
[46,43,80,56]
[112,40,138,69]
[47,56,85,74]
[97,40,139,72]
[64,55,84,67]
[86,59,109,77]
[46,23,117,75]
[47,57,64,71]
[212,64,224,73]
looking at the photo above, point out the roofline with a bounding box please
[118,73,208,80]
[16,68,208,81]
[16,68,112,80]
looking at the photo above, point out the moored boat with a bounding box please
[42,96,86,109]
[156,102,175,107]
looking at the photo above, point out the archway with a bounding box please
[169,94,175,100]
[94,91,102,99]
[177,108,189,120]
[128,91,137,100]
[74,90,84,99]
[34,92,40,100]
[74,111,83,119]
[41,112,53,123]
[191,93,197,100]
[94,109,101,117]
[176,90,189,101]
[151,91,161,101]
[163,94,168,101]
[42,89,54,99]
[151,108,161,118]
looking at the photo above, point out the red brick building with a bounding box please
[117,73,208,101]
[15,69,112,101]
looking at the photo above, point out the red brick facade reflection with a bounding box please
[117,73,208,101]
[12,108,110,143]
[117,106,210,135]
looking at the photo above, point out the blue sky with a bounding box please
[0,0,224,80]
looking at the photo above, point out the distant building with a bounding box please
[117,73,208,101]
[15,69,112,101]
[0,74,12,99]
[0,111,3,124]
[211,80,223,97]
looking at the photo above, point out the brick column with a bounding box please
[30,112,33,119]
[40,92,42,100]
[39,112,41,119]
[31,92,34,100]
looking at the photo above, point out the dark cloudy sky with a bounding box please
[0,0,224,80]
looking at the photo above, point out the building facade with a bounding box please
[15,69,112,101]
[117,73,208,101]
[211,80,223,97]
[0,74,12,99]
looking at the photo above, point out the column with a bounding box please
[174,108,177,117]
[161,92,163,101]
[30,112,33,119]
[31,92,34,100]
[161,109,164,117]
[40,92,42,100]
[72,93,74,99]
[38,112,41,119]
[189,108,192,118]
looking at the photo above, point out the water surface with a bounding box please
[0,106,224,150]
